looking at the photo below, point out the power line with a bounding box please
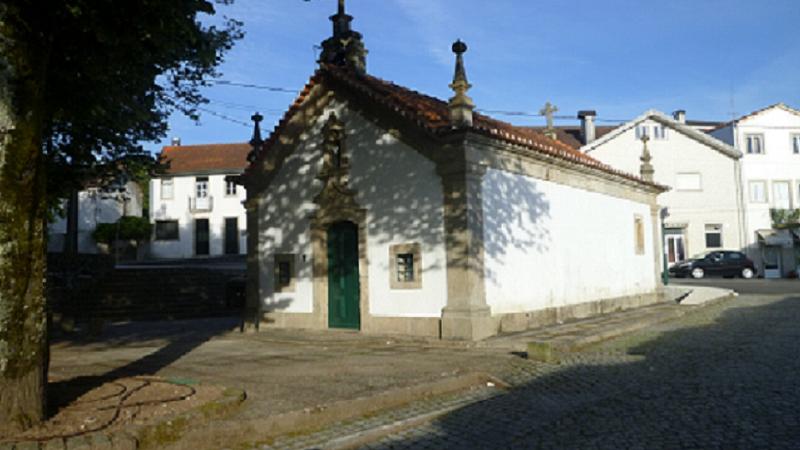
[195,106,251,128]
[210,80,299,93]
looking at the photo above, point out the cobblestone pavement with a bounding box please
[264,292,800,449]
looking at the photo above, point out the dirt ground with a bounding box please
[3,376,223,443]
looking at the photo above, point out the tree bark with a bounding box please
[0,9,50,436]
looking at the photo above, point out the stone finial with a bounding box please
[247,112,264,162]
[639,134,654,182]
[540,102,558,140]
[448,39,475,128]
[318,0,368,73]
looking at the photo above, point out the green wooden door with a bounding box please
[327,221,360,329]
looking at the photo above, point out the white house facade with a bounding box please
[710,103,800,278]
[149,143,250,259]
[580,110,745,270]
[239,4,666,340]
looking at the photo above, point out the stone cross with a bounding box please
[540,102,558,139]
[639,135,654,182]
[247,112,264,162]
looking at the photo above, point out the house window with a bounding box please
[749,181,767,203]
[634,216,645,255]
[226,180,237,196]
[675,173,702,191]
[772,181,791,209]
[792,134,800,154]
[705,224,723,248]
[196,176,209,198]
[653,125,668,140]
[273,254,295,293]
[389,243,422,289]
[161,178,174,200]
[744,134,764,154]
[635,125,649,140]
[155,220,179,240]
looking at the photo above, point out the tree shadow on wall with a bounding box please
[255,106,552,314]
[365,295,800,449]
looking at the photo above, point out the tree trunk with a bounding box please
[0,10,50,436]
[64,188,79,255]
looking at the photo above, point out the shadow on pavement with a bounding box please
[371,295,800,449]
[48,317,238,417]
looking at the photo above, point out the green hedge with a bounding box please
[92,216,152,244]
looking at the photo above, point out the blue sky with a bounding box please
[151,0,800,153]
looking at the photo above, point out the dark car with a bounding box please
[669,250,757,279]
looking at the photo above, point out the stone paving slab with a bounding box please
[480,296,733,362]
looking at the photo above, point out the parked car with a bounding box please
[669,251,756,279]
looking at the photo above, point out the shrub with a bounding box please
[92,216,152,244]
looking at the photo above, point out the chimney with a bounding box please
[448,40,474,128]
[577,110,597,145]
[171,137,181,146]
[673,110,686,124]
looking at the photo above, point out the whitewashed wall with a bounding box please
[257,101,448,318]
[712,107,800,273]
[586,118,743,258]
[48,181,143,253]
[479,167,657,314]
[149,174,247,258]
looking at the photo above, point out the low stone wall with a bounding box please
[495,291,668,334]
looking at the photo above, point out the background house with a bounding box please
[48,180,144,254]
[710,103,800,277]
[577,110,744,270]
[149,142,250,259]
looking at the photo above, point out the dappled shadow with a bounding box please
[365,295,800,449]
[49,317,237,417]
[256,102,553,312]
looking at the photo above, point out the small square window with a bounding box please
[389,243,422,289]
[226,180,237,196]
[274,254,296,293]
[396,253,415,282]
[635,125,650,140]
[792,134,800,154]
[155,220,179,240]
[745,134,764,154]
[653,126,668,140]
[161,178,174,200]
[705,224,723,248]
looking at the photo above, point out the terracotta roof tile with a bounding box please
[159,143,251,176]
[247,65,664,190]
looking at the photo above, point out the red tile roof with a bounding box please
[159,143,251,176]
[247,65,664,190]
[524,126,617,149]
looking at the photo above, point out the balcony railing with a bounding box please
[189,195,213,212]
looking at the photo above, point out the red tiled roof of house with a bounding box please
[247,65,665,190]
[524,126,617,149]
[159,143,251,176]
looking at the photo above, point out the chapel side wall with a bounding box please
[479,166,657,315]
[587,121,743,256]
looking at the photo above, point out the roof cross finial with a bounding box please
[639,134,654,182]
[448,39,475,128]
[540,101,558,139]
[247,112,264,162]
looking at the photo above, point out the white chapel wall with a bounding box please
[256,101,448,318]
[479,167,657,315]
